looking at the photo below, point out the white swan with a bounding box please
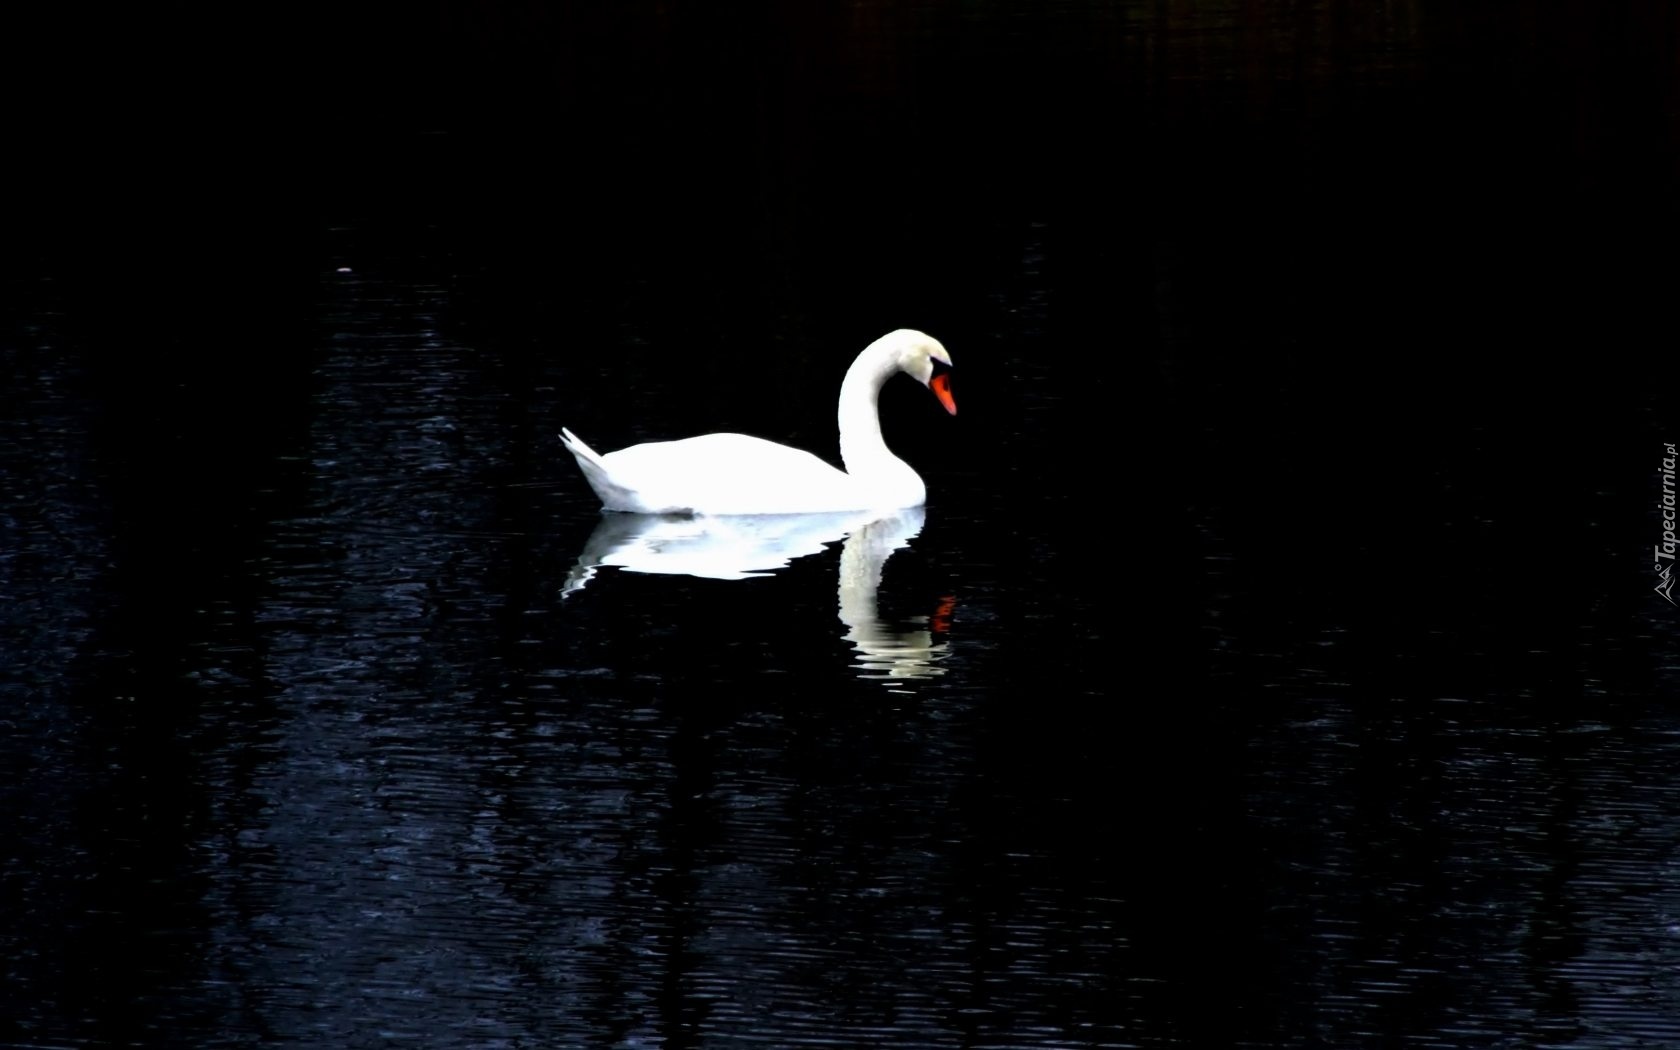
[560,329,955,515]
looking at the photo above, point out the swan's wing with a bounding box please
[601,433,839,474]
[562,431,882,515]
[600,434,859,515]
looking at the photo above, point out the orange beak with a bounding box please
[930,373,956,416]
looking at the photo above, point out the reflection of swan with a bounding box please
[837,508,948,685]
[562,507,948,684]
[559,329,955,515]
[561,510,884,594]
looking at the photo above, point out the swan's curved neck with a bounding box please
[836,340,907,481]
[830,334,930,508]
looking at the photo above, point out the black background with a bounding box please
[4,3,1679,1046]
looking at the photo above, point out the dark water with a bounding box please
[5,2,1679,1047]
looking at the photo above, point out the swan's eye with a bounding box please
[929,357,952,380]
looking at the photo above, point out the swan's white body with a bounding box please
[561,329,955,515]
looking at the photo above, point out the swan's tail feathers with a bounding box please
[560,427,615,500]
[561,428,647,512]
[560,427,608,473]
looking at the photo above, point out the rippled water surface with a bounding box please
[5,1,1678,1047]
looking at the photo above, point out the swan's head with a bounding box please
[878,328,957,416]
